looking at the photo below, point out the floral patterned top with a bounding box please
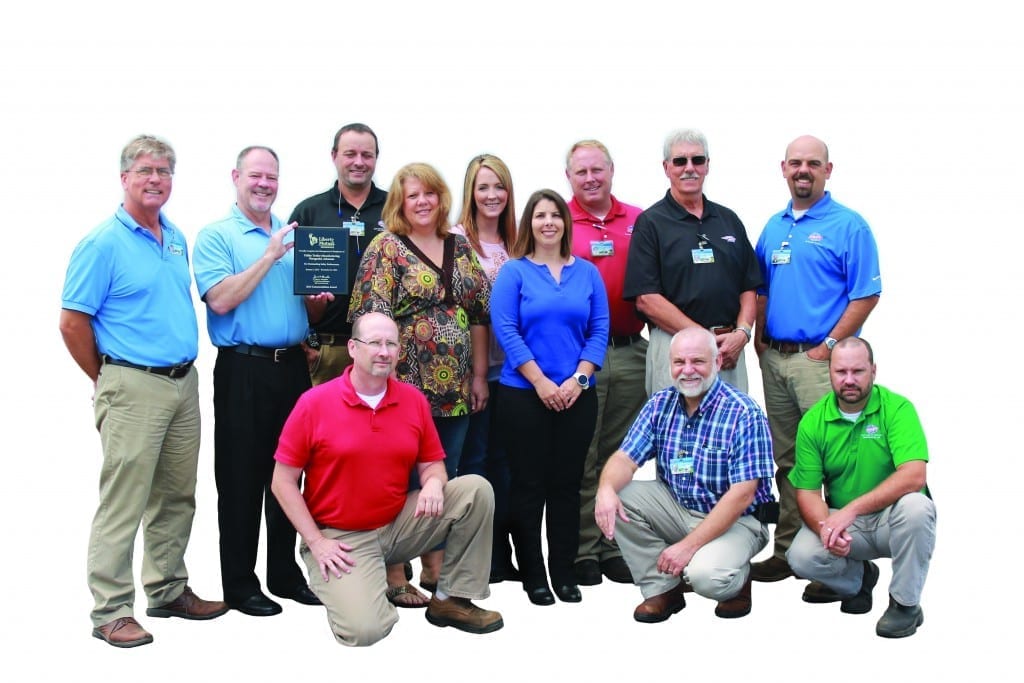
[348,231,491,417]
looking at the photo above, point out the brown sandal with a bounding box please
[386,583,430,608]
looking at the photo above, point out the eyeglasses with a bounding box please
[352,337,400,351]
[669,155,707,167]
[131,166,173,179]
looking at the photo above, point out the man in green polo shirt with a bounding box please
[786,337,935,638]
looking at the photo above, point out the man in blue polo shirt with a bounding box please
[193,146,319,617]
[750,135,882,590]
[61,134,228,649]
[594,327,775,623]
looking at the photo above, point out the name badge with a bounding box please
[591,240,614,257]
[691,248,714,264]
[168,244,184,256]
[771,249,791,265]
[344,220,365,237]
[669,453,695,475]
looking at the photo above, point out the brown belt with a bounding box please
[709,324,736,334]
[765,339,816,354]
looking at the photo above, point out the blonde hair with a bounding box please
[456,154,516,256]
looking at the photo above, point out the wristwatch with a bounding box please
[573,372,590,390]
[824,336,838,350]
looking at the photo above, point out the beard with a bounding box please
[674,371,716,398]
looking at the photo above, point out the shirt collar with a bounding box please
[568,194,625,224]
[785,190,834,220]
[230,204,281,234]
[822,383,881,423]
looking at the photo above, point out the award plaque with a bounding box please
[293,226,349,295]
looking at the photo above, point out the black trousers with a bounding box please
[499,385,597,588]
[213,348,311,602]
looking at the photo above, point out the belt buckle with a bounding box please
[273,348,286,363]
[169,362,189,378]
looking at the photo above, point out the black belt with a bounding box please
[608,332,643,348]
[225,344,303,363]
[317,333,350,346]
[102,355,194,378]
[764,338,816,354]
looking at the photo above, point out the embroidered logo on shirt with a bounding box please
[626,224,634,235]
[721,235,736,243]
[808,232,824,243]
[168,244,184,256]
[862,423,882,439]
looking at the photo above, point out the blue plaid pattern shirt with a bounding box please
[620,378,775,514]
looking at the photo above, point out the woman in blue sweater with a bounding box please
[491,189,609,605]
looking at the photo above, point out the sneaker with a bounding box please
[425,596,503,634]
[840,561,880,615]
[875,595,924,638]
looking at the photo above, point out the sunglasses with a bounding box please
[670,155,707,167]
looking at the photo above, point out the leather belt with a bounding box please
[226,344,303,363]
[102,355,194,378]
[317,333,350,346]
[765,338,816,354]
[709,324,736,334]
[608,332,643,348]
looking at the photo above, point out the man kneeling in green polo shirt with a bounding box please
[786,336,935,638]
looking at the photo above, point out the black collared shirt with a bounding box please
[623,191,762,328]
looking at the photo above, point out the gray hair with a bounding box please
[120,134,176,173]
[236,145,279,170]
[662,128,708,161]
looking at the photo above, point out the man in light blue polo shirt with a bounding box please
[61,134,228,649]
[751,135,882,591]
[193,146,319,617]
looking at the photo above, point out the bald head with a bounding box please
[351,311,398,340]
[782,135,833,209]
[669,327,721,401]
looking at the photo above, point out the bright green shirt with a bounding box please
[790,385,928,508]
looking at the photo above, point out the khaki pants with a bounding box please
[88,364,201,626]
[304,475,494,646]
[309,342,353,386]
[758,348,831,558]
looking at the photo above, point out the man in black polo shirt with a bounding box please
[289,122,388,385]
[624,128,761,394]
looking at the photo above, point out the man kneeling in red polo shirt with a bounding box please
[271,312,503,646]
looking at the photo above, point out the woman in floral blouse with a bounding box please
[348,162,491,595]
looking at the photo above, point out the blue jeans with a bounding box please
[433,415,470,479]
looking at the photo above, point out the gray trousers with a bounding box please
[615,480,768,601]
[786,492,936,606]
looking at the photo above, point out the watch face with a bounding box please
[576,374,588,387]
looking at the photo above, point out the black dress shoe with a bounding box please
[573,559,603,586]
[599,556,634,584]
[271,584,322,606]
[230,592,282,617]
[489,564,521,584]
[554,584,582,603]
[525,585,555,606]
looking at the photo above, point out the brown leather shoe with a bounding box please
[715,578,752,619]
[425,596,504,634]
[92,617,153,648]
[633,583,687,623]
[146,586,229,620]
[750,556,793,582]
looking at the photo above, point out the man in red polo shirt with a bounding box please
[271,312,503,646]
[566,139,647,587]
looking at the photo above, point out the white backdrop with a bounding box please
[1,1,1019,679]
